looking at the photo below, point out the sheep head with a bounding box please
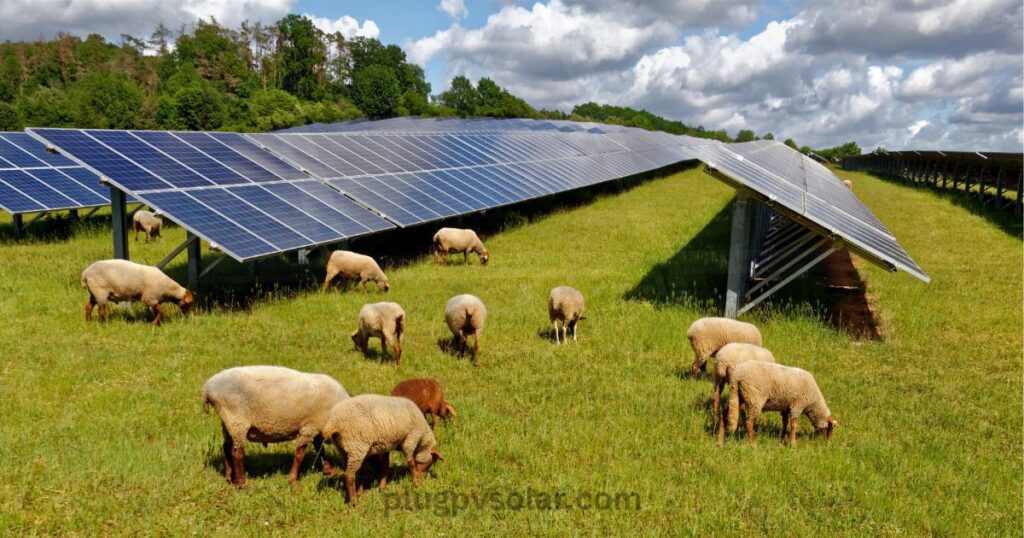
[179,290,195,314]
[351,330,366,351]
[817,416,838,438]
[479,250,489,265]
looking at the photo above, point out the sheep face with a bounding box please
[479,250,489,265]
[817,416,838,438]
[178,290,195,314]
[379,276,390,292]
[351,330,367,351]
[414,446,444,474]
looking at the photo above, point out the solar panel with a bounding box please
[0,132,109,214]
[27,128,394,261]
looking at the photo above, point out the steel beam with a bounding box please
[11,214,23,236]
[187,232,201,291]
[738,246,839,317]
[111,187,129,259]
[724,193,753,318]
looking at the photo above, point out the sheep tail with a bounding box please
[726,375,741,434]
[201,390,212,414]
[395,313,405,340]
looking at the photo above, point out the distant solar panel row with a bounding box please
[28,129,393,261]
[0,132,108,214]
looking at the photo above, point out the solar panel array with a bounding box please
[28,129,394,261]
[0,132,108,214]
[25,118,927,285]
[246,129,697,227]
[684,139,929,282]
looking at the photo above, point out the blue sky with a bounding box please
[2,0,1021,150]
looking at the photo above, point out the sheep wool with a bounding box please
[710,343,776,424]
[686,317,763,377]
[81,259,193,326]
[433,227,489,265]
[445,294,487,366]
[548,286,585,343]
[132,210,163,242]
[322,394,442,504]
[351,302,406,366]
[322,250,390,293]
[723,361,836,447]
[391,378,456,427]
[201,365,350,487]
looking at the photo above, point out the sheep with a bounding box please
[132,210,163,242]
[548,286,585,343]
[721,361,837,447]
[351,302,405,366]
[201,366,350,487]
[686,317,763,378]
[842,179,853,189]
[390,378,457,428]
[322,394,443,504]
[710,343,776,424]
[80,259,194,326]
[321,250,390,293]
[432,227,489,265]
[445,294,487,366]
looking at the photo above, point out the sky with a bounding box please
[0,0,1021,151]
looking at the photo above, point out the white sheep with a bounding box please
[202,366,350,487]
[351,302,406,366]
[444,294,487,366]
[710,343,776,424]
[321,250,390,293]
[548,286,585,343]
[686,317,763,378]
[722,361,837,447]
[133,209,163,242]
[842,179,853,190]
[432,227,489,265]
[80,259,194,326]
[322,394,443,504]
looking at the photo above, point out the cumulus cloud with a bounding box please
[438,0,468,20]
[0,0,294,41]
[304,14,380,39]
[561,0,759,28]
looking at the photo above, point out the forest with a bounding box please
[0,14,855,153]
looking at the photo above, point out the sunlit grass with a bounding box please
[0,166,1019,534]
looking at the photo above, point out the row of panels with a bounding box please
[0,132,111,213]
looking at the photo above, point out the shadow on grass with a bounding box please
[862,171,1022,240]
[0,211,110,243]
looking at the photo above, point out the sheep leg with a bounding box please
[780,410,790,444]
[716,411,726,446]
[745,412,758,445]
[392,341,402,368]
[287,443,308,483]
[321,270,338,293]
[150,304,163,326]
[97,303,108,322]
[472,334,479,367]
[313,434,335,476]
[712,382,722,425]
[221,425,234,482]
[562,325,568,343]
[85,295,96,321]
[231,443,246,487]
[572,321,578,342]
[376,453,390,491]
[442,251,449,266]
[406,458,423,486]
[788,417,799,448]
[343,451,366,504]
[464,252,469,265]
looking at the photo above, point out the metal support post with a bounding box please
[187,232,201,291]
[111,187,129,260]
[724,193,753,318]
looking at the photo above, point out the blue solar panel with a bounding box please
[186,188,313,251]
[30,129,172,192]
[26,169,107,206]
[0,179,44,212]
[134,131,249,186]
[0,137,47,168]
[229,184,340,244]
[0,169,77,209]
[0,131,111,214]
[208,132,308,181]
[172,132,282,182]
[141,190,277,260]
[88,131,212,189]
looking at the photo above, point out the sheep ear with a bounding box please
[432,448,444,461]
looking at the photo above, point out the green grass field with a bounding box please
[0,166,1020,535]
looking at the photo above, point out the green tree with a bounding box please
[17,87,75,127]
[0,102,22,130]
[350,65,400,119]
[71,71,143,128]
[784,138,798,149]
[736,129,757,142]
[439,76,478,116]
[276,15,326,99]
[762,132,774,140]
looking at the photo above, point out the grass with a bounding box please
[0,165,1020,535]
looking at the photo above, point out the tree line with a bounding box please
[0,14,859,154]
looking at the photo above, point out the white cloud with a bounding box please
[304,14,380,39]
[0,0,295,41]
[438,0,468,20]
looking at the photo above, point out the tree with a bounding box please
[350,65,400,119]
[275,15,326,99]
[762,132,774,140]
[783,138,798,149]
[736,129,757,142]
[439,76,478,116]
[71,71,143,128]
[0,102,22,130]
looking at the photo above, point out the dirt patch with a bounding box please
[817,250,881,340]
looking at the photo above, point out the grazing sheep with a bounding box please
[686,317,763,378]
[722,361,837,447]
[81,259,194,326]
[842,179,853,189]
[445,294,487,366]
[710,343,776,424]
[548,286,585,344]
[322,394,443,504]
[201,366,350,487]
[132,210,163,242]
[432,228,489,265]
[322,250,390,293]
[351,302,405,366]
[391,378,456,427]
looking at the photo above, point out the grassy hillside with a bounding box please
[0,166,1019,535]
